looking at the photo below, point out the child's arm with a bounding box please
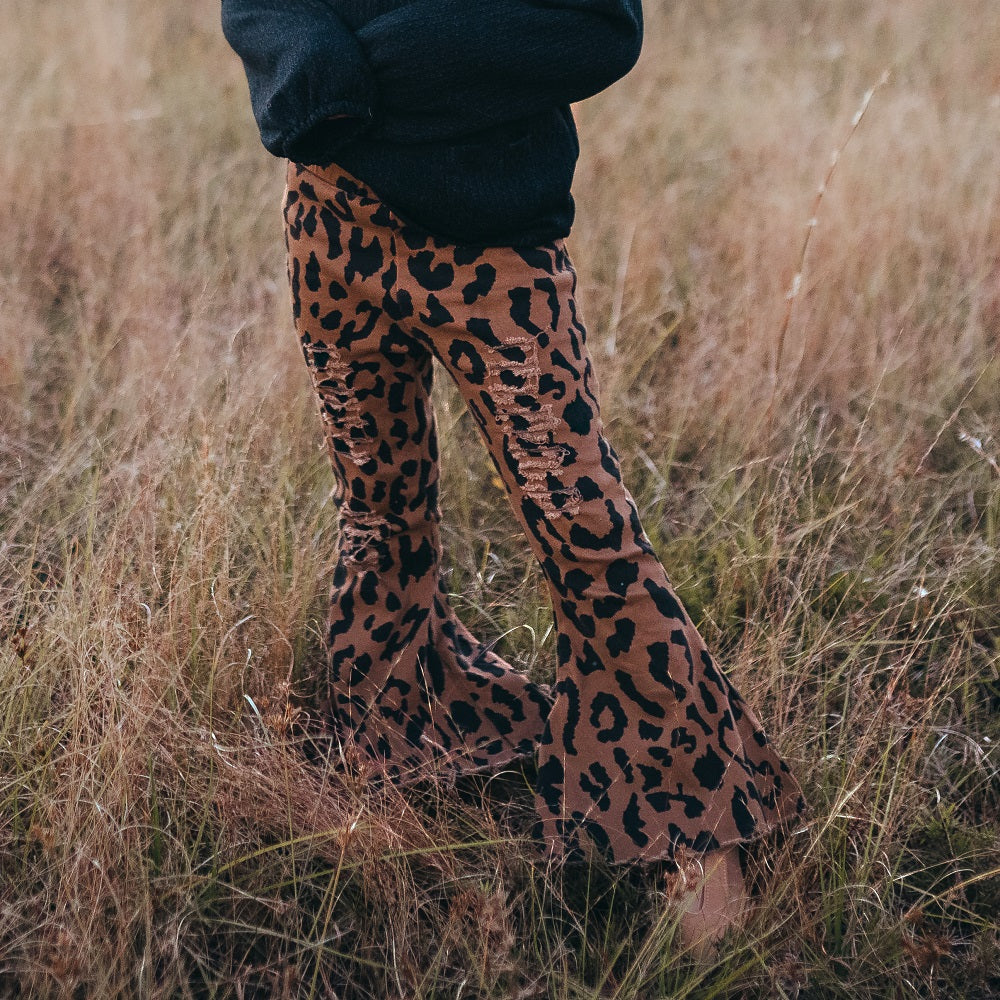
[355,0,643,142]
[221,0,379,162]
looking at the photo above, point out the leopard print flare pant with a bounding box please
[283,161,809,866]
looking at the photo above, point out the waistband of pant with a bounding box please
[287,159,571,270]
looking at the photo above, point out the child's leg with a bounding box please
[401,236,809,865]
[283,162,553,783]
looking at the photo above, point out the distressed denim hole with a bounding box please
[301,338,371,466]
[486,334,582,520]
[337,511,391,570]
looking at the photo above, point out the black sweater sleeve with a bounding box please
[221,0,642,159]
[355,0,643,142]
[221,0,379,162]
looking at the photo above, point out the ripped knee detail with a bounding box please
[485,334,582,520]
[337,510,393,570]
[300,336,372,467]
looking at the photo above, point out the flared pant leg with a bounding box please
[398,242,808,866]
[284,160,809,866]
[283,162,554,784]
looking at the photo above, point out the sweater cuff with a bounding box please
[278,99,377,166]
[224,0,379,163]
[255,33,379,163]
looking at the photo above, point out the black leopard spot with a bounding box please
[731,785,758,838]
[579,762,613,810]
[462,262,497,303]
[623,792,649,846]
[613,746,634,782]
[639,763,662,792]
[589,692,628,742]
[606,557,639,595]
[645,579,689,625]
[515,246,557,273]
[305,251,322,292]
[577,639,605,675]
[692,745,726,790]
[697,680,719,717]
[670,726,698,754]
[614,669,667,718]
[606,618,635,656]
[647,643,688,700]
[419,293,454,328]
[319,206,343,258]
[561,677,581,753]
[593,594,626,618]
[408,250,454,290]
[508,286,541,335]
[563,391,593,435]
[449,700,482,733]
[320,309,342,331]
[344,228,384,283]
[535,754,565,811]
[638,719,663,741]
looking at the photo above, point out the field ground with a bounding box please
[2,0,999,996]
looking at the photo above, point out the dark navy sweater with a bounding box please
[221,0,643,246]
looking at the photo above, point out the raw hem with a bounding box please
[527,808,813,872]
[329,729,810,872]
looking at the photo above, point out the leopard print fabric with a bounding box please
[283,160,809,866]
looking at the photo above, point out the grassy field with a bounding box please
[2,0,999,995]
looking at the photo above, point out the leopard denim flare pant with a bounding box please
[282,160,809,867]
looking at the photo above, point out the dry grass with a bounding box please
[2,0,999,996]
